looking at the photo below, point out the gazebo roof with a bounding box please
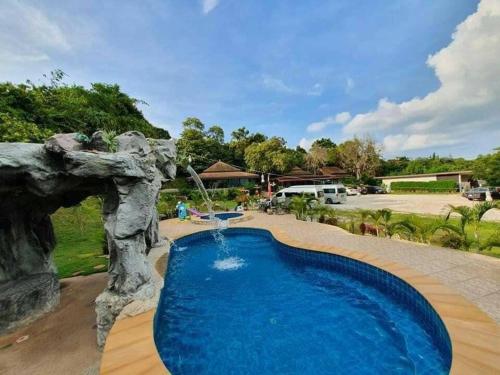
[288,166,310,176]
[276,165,349,183]
[198,161,260,180]
[320,166,349,176]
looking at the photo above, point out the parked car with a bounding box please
[272,185,325,207]
[320,184,347,204]
[466,187,500,201]
[346,187,360,196]
[360,185,386,194]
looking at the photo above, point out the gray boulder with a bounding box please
[0,131,176,348]
[45,133,84,153]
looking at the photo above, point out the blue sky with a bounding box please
[1,0,499,158]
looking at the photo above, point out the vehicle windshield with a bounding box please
[337,188,346,194]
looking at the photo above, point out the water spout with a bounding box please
[186,164,231,256]
[187,165,214,220]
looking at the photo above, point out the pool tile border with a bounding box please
[190,212,253,225]
[101,225,500,375]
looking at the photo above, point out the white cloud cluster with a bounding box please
[298,137,315,151]
[202,0,220,14]
[307,83,323,96]
[0,1,70,65]
[261,75,296,94]
[307,111,351,132]
[340,0,500,154]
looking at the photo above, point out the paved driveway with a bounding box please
[336,193,500,221]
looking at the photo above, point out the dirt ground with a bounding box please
[338,193,500,221]
[0,273,107,375]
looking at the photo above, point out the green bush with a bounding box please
[390,180,457,193]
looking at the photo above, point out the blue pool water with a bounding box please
[201,212,243,220]
[155,229,451,374]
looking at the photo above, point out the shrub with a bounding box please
[439,233,465,249]
[390,180,457,193]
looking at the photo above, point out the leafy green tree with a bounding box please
[176,117,231,172]
[312,138,336,149]
[244,137,296,173]
[229,126,267,167]
[207,125,224,143]
[474,148,500,186]
[0,70,169,142]
[0,113,53,142]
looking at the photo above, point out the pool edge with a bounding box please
[100,226,500,375]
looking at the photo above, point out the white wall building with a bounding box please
[377,171,474,192]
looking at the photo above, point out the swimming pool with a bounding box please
[200,212,243,220]
[154,228,451,374]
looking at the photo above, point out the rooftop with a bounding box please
[377,170,473,179]
[198,161,260,180]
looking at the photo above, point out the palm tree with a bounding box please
[446,202,499,249]
[395,217,451,244]
[359,209,393,237]
[310,205,337,224]
[289,194,318,221]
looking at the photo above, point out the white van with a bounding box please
[320,184,347,204]
[273,185,325,206]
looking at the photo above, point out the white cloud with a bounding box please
[306,111,351,132]
[307,83,323,96]
[202,0,220,14]
[345,77,354,93]
[0,1,70,66]
[335,111,352,124]
[342,0,500,155]
[261,75,296,94]
[298,137,316,150]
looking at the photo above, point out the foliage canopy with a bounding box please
[0,70,169,143]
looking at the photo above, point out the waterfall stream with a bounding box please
[186,165,234,261]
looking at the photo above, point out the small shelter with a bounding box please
[196,161,260,188]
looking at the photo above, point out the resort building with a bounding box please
[377,170,474,192]
[275,166,349,187]
[196,161,260,188]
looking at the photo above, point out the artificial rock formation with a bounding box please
[0,131,176,347]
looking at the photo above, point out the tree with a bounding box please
[337,136,381,180]
[244,137,296,173]
[229,126,267,167]
[474,148,500,186]
[176,117,231,172]
[305,146,328,174]
[207,125,224,144]
[0,113,53,142]
[182,117,205,132]
[231,127,250,142]
[311,137,338,165]
[312,138,336,149]
[0,71,169,142]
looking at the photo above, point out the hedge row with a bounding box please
[390,180,457,192]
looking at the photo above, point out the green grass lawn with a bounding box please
[52,197,107,278]
[334,209,500,258]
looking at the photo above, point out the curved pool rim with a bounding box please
[100,225,500,375]
[200,212,243,220]
[190,211,253,226]
[155,227,452,373]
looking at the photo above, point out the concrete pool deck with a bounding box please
[101,212,500,374]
